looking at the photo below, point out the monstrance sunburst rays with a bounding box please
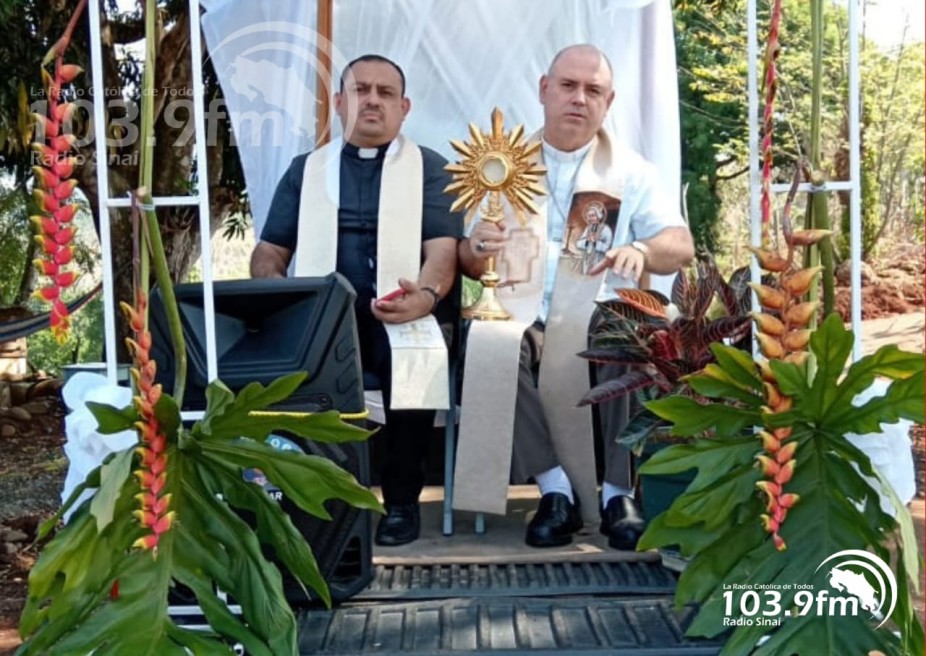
[443,108,546,320]
[443,107,547,226]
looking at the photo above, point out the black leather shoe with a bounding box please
[375,503,420,546]
[525,492,582,547]
[600,495,645,550]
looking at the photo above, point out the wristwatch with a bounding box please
[630,240,650,256]
[422,286,441,312]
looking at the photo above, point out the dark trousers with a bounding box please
[510,322,633,491]
[357,300,437,506]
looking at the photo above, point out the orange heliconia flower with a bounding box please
[122,296,174,554]
[31,58,83,343]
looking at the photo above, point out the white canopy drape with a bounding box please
[201,0,681,265]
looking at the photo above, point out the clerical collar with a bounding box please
[342,141,392,160]
[541,137,593,163]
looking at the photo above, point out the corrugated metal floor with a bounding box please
[293,491,724,653]
[297,595,722,654]
[295,561,723,654]
[356,561,677,600]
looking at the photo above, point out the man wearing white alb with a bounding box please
[457,44,694,549]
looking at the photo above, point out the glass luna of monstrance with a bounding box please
[444,108,547,321]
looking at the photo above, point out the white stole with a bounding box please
[454,130,628,521]
[293,136,449,410]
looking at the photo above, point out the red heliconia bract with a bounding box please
[30,54,83,343]
[121,297,174,554]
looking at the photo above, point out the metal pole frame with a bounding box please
[747,0,864,359]
[88,0,217,417]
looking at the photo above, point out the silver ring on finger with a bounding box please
[476,240,486,253]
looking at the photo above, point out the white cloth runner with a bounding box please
[454,130,628,521]
[294,136,448,410]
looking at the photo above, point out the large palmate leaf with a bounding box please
[638,316,925,655]
[17,374,380,656]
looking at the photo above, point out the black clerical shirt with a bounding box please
[261,141,462,313]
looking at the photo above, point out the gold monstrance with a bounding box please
[444,108,547,320]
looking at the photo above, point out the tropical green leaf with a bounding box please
[39,466,103,540]
[830,344,926,414]
[199,439,382,520]
[686,367,765,405]
[636,511,725,556]
[198,455,328,604]
[87,401,141,434]
[708,342,765,392]
[874,469,920,594]
[19,377,378,655]
[767,358,808,396]
[90,447,135,532]
[674,512,766,604]
[804,313,855,413]
[823,370,925,433]
[638,435,759,482]
[197,372,307,439]
[661,464,759,530]
[638,308,924,653]
[646,396,759,438]
[153,392,181,441]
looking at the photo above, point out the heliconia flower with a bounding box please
[787,229,833,247]
[30,54,83,344]
[123,290,175,554]
[57,64,83,83]
[133,534,160,551]
[33,259,58,276]
[774,459,796,485]
[54,271,77,287]
[778,493,800,509]
[775,440,798,464]
[756,454,780,477]
[54,246,74,265]
[51,157,77,179]
[34,286,60,302]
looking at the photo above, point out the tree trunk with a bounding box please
[73,7,238,358]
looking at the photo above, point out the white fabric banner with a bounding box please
[201,0,681,294]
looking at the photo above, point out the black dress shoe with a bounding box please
[600,495,646,550]
[525,492,583,547]
[375,503,420,546]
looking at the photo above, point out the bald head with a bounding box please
[539,44,615,151]
[548,44,613,82]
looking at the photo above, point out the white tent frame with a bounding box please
[747,0,863,359]
[89,0,217,422]
[86,0,866,401]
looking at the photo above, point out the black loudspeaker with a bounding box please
[149,275,372,604]
[149,274,365,414]
[258,418,372,604]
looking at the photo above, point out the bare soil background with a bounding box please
[0,256,923,651]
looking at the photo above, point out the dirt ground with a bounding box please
[0,262,923,650]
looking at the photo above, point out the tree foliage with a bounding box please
[0,0,246,324]
[674,0,924,262]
